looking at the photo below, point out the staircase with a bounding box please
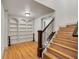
[43,25,78,59]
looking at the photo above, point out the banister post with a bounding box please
[37,30,43,57]
[8,36,11,46]
[33,33,35,42]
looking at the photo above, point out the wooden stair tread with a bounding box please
[49,44,77,57]
[56,35,69,39]
[59,28,74,31]
[53,39,77,49]
[43,52,58,59]
[60,27,74,29]
[54,38,77,44]
[56,32,72,35]
[67,24,76,27]
[53,38,77,45]
[48,47,75,59]
[55,36,77,41]
[59,28,74,32]
[58,30,74,34]
[59,31,73,33]
[56,35,72,38]
[52,42,77,52]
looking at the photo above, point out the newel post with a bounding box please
[33,33,35,42]
[37,30,43,57]
[8,36,11,46]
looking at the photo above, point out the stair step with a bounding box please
[57,32,73,37]
[58,30,73,33]
[60,27,74,29]
[55,35,77,41]
[58,31,71,33]
[59,28,74,32]
[43,51,58,59]
[57,31,72,35]
[54,38,77,44]
[48,47,75,59]
[58,31,73,34]
[48,44,77,59]
[67,25,76,28]
[56,34,72,38]
[50,44,77,57]
[52,43,77,52]
[57,32,72,35]
[56,35,69,38]
[53,38,77,49]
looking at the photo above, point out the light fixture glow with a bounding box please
[25,10,30,16]
[25,13,30,16]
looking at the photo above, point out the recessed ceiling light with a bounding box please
[25,13,30,16]
[25,10,30,16]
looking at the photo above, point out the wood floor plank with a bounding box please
[3,42,40,59]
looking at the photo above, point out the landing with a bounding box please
[3,41,41,59]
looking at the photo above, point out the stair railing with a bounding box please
[37,17,55,57]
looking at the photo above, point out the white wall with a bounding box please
[35,0,78,31]
[1,4,8,57]
[34,17,41,41]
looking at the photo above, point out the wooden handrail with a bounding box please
[42,17,55,32]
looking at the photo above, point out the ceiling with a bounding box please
[2,0,54,18]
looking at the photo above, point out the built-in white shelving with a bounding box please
[8,18,34,44]
[8,18,18,40]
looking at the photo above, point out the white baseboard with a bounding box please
[11,38,33,44]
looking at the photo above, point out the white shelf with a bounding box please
[10,35,18,36]
[19,26,26,28]
[9,22,18,25]
[19,36,33,39]
[9,31,18,32]
[19,34,33,36]
[8,18,18,41]
[20,23,26,25]
[19,31,26,32]
[8,18,33,41]
[9,27,17,28]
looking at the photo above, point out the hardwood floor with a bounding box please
[3,24,78,59]
[3,41,41,59]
